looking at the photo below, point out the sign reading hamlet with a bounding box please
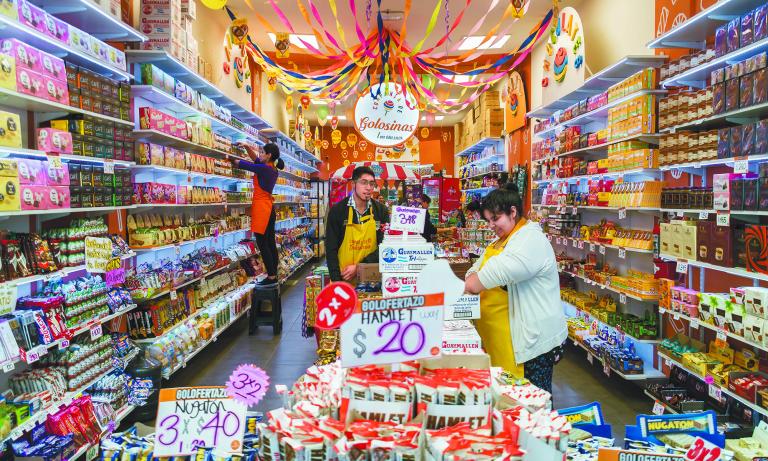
[354,83,420,148]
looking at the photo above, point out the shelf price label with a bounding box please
[571,207,578,216]
[716,212,730,227]
[619,293,627,304]
[589,243,596,252]
[716,329,728,344]
[599,245,606,255]
[685,437,722,461]
[103,160,115,174]
[618,248,626,259]
[556,237,562,245]
[690,319,700,330]
[572,239,578,249]
[698,211,709,220]
[155,387,247,457]
[618,208,627,219]
[340,293,444,367]
[603,362,611,376]
[587,353,594,365]
[2,362,14,373]
[676,259,689,274]
[652,401,665,415]
[58,339,70,350]
[578,240,585,250]
[90,323,103,340]
[170,290,178,301]
[733,157,749,174]
[707,384,722,400]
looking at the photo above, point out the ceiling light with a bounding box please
[267,33,320,50]
[435,116,445,121]
[458,35,511,50]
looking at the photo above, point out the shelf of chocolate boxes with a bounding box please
[126,210,250,251]
[534,210,655,254]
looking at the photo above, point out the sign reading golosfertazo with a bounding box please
[354,83,419,148]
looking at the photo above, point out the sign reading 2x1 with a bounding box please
[340,293,445,368]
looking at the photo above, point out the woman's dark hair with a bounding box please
[420,194,431,205]
[466,200,482,213]
[481,182,523,217]
[263,142,285,170]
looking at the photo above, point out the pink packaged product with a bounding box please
[731,287,746,305]
[177,186,188,204]
[16,68,45,99]
[0,39,41,74]
[42,76,69,104]
[42,161,70,186]
[139,107,166,132]
[166,184,177,204]
[678,288,700,305]
[19,185,48,210]
[728,18,741,53]
[39,53,66,82]
[684,302,699,319]
[38,9,70,43]
[17,159,45,185]
[742,10,754,47]
[36,128,73,154]
[47,186,70,208]
[17,0,47,33]
[172,120,188,140]
[756,5,768,42]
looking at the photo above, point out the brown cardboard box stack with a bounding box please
[139,0,200,75]
[455,91,504,151]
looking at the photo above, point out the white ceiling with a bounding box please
[225,0,567,126]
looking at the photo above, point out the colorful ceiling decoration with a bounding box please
[222,1,553,113]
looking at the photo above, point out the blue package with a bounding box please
[715,25,728,56]
[728,18,741,52]
[756,5,768,42]
[743,10,754,47]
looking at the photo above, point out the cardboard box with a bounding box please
[357,263,381,283]
[382,273,419,297]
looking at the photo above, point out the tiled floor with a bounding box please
[168,265,656,437]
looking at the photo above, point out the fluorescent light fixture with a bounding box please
[458,35,511,50]
[435,116,445,121]
[267,33,320,50]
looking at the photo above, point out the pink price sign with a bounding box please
[225,364,269,407]
[106,268,125,287]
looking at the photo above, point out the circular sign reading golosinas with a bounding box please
[354,83,420,148]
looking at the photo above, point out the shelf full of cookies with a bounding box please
[456,137,506,203]
[529,60,669,382]
[641,0,768,426]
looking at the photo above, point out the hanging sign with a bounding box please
[541,6,586,106]
[340,293,444,367]
[105,257,125,287]
[155,387,247,457]
[274,32,290,58]
[389,205,427,234]
[85,237,113,273]
[504,71,528,132]
[354,83,419,148]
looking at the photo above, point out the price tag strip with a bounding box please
[340,293,444,367]
[155,387,247,457]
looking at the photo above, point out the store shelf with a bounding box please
[662,36,768,88]
[658,351,768,417]
[532,204,660,214]
[132,129,234,157]
[0,205,136,217]
[29,0,147,42]
[643,390,680,414]
[547,234,654,255]
[560,269,658,303]
[274,200,312,206]
[659,307,768,353]
[663,100,768,132]
[133,202,249,208]
[0,147,135,167]
[0,14,131,80]
[565,301,661,343]
[131,164,251,183]
[527,56,669,119]
[127,50,270,130]
[648,0,765,49]
[273,183,311,195]
[279,257,313,285]
[262,129,321,164]
[532,133,663,164]
[659,153,768,171]
[0,86,132,126]
[133,257,251,304]
[658,253,768,282]
[462,186,497,193]
[571,339,666,380]
[131,229,248,254]
[132,86,258,141]
[533,90,668,138]
[456,137,502,157]
[276,217,310,228]
[69,403,137,461]
[534,168,661,185]
[279,169,311,182]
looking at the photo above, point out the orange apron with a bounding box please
[250,169,275,235]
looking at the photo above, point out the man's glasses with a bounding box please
[356,179,375,187]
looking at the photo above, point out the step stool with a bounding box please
[249,286,283,335]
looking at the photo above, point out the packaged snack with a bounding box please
[742,11,754,47]
[728,18,741,53]
[727,77,741,112]
[712,82,726,114]
[44,162,70,186]
[742,73,755,108]
[757,120,768,154]
[0,111,21,148]
[0,176,20,211]
[36,128,72,154]
[718,128,731,158]
[715,25,728,57]
[756,5,768,42]
[0,38,41,74]
[743,123,755,155]
[17,159,45,185]
[0,53,15,91]
[754,68,768,105]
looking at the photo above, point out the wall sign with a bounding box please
[354,83,420,148]
[155,387,247,457]
[540,7,586,106]
[504,71,527,132]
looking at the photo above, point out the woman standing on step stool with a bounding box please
[232,142,284,289]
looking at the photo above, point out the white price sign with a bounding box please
[572,239,577,248]
[0,284,17,316]
[652,401,665,415]
[170,290,178,301]
[618,248,626,259]
[578,240,584,250]
[571,207,578,216]
[90,323,103,340]
[716,212,730,227]
[698,211,709,220]
[340,293,444,367]
[154,387,247,457]
[86,443,99,461]
[587,353,594,364]
[619,293,627,304]
[691,319,700,329]
[590,243,596,252]
[599,245,606,255]
[103,161,115,174]
[716,329,727,343]
[618,208,627,219]
[47,155,63,170]
[685,437,723,461]
[676,259,689,274]
[2,362,14,373]
[58,339,70,350]
[389,206,427,234]
[733,157,749,174]
[708,384,722,400]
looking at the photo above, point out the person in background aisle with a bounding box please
[457,199,482,228]
[232,143,284,289]
[463,183,566,393]
[326,166,390,282]
[419,194,437,242]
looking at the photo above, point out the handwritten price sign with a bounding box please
[85,237,113,273]
[315,282,357,330]
[389,205,426,234]
[155,387,247,457]
[340,293,444,367]
[225,364,269,407]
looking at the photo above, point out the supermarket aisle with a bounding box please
[167,265,320,414]
[554,344,653,440]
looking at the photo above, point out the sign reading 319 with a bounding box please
[340,293,444,368]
